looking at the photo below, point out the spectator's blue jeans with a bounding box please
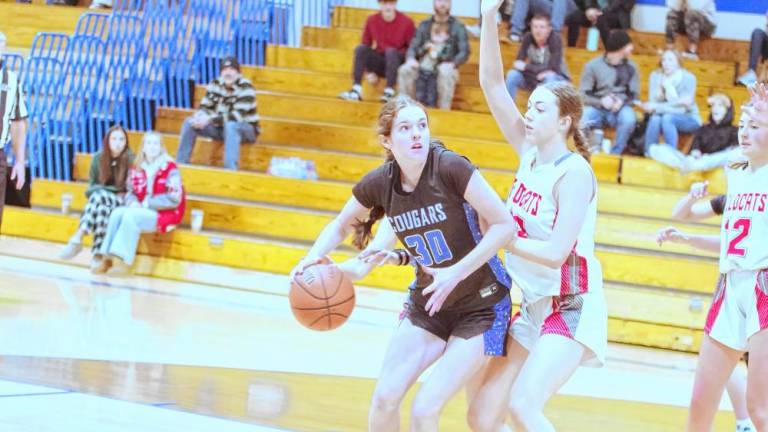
[510,0,578,34]
[505,70,566,99]
[177,118,258,170]
[580,105,637,155]
[644,112,701,153]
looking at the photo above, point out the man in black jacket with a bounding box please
[397,0,469,110]
[565,0,635,47]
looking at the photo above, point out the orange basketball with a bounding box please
[289,263,355,331]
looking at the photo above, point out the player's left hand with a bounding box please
[358,249,399,266]
[421,265,464,316]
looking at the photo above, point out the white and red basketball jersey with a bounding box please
[505,148,603,301]
[719,164,768,272]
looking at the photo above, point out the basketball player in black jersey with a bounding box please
[291,96,515,431]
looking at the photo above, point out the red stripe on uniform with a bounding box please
[560,252,589,296]
[578,255,588,294]
[756,284,768,331]
[705,278,726,334]
[542,311,574,339]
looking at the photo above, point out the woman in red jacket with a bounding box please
[97,131,186,275]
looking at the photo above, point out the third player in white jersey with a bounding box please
[719,163,768,273]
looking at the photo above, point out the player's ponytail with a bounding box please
[352,206,385,250]
[571,126,591,162]
[543,81,591,162]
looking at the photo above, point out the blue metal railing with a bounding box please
[21,0,341,180]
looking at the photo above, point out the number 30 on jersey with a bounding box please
[404,230,453,266]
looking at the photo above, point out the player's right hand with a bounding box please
[656,227,688,246]
[688,181,708,200]
[290,255,332,279]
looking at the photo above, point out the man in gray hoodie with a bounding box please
[579,30,639,155]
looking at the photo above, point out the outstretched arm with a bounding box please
[479,0,528,156]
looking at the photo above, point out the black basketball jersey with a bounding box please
[353,144,510,311]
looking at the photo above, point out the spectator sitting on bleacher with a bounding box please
[59,126,134,272]
[505,14,569,100]
[665,0,716,61]
[176,57,260,171]
[565,0,635,48]
[737,10,768,86]
[579,30,639,154]
[508,0,579,42]
[641,50,701,156]
[339,0,415,103]
[98,132,185,276]
[397,0,468,109]
[647,93,738,172]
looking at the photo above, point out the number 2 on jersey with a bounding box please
[726,218,751,257]
[404,230,453,266]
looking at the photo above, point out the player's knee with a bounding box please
[747,395,768,430]
[410,396,440,426]
[466,405,497,432]
[370,385,404,414]
[508,396,534,424]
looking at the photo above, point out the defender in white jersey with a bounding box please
[657,86,768,432]
[505,147,607,367]
[661,180,756,432]
[467,1,608,430]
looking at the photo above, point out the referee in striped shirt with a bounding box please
[0,31,28,230]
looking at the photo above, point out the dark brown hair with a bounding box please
[98,125,131,186]
[352,96,428,249]
[542,81,591,162]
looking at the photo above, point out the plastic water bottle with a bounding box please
[586,27,600,52]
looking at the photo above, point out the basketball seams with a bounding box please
[293,268,328,301]
[290,295,356,311]
[289,264,356,331]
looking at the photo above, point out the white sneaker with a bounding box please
[681,50,699,61]
[59,239,83,260]
[737,69,758,87]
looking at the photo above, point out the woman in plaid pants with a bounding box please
[59,125,134,272]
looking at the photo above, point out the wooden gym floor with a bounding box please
[0,251,742,431]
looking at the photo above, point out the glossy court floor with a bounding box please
[0,240,742,431]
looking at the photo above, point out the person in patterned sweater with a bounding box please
[176,57,260,170]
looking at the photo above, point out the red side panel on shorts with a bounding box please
[541,310,574,339]
[756,285,768,331]
[705,276,727,335]
[560,252,588,296]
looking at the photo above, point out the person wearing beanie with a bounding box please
[579,29,639,154]
[176,56,260,170]
[665,0,717,60]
